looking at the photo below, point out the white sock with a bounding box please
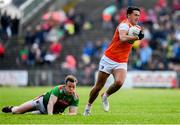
[103,92,108,98]
[11,106,19,114]
[85,103,92,110]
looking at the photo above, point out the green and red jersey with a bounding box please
[43,85,79,114]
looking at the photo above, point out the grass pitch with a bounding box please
[0,86,180,124]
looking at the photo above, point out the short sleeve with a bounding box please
[118,23,129,32]
[51,86,59,97]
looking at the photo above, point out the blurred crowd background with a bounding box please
[0,0,179,85]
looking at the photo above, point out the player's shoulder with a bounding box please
[120,19,130,25]
[58,85,65,90]
[118,23,129,31]
[54,85,65,94]
[118,19,131,30]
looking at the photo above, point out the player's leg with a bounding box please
[11,100,35,114]
[2,100,34,114]
[102,69,126,112]
[106,69,126,96]
[2,94,45,114]
[2,95,45,114]
[89,71,110,104]
[83,71,109,116]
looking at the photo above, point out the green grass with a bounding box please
[0,86,180,124]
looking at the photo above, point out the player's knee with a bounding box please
[115,80,124,87]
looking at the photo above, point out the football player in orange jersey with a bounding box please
[83,6,144,116]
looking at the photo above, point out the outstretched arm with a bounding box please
[47,94,57,115]
[68,106,78,115]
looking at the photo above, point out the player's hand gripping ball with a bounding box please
[128,25,141,36]
[128,25,144,44]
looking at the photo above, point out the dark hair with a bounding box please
[127,6,140,15]
[65,75,78,84]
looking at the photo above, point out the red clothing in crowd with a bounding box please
[0,43,5,56]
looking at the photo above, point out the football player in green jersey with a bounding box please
[2,75,79,115]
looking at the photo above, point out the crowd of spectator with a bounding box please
[0,9,20,62]
[0,0,180,85]
[15,8,90,67]
[0,2,94,84]
[0,11,20,40]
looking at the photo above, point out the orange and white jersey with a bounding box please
[105,19,137,63]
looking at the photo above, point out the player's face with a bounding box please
[128,10,140,25]
[65,81,76,95]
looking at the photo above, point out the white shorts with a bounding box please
[99,55,127,74]
[30,96,47,114]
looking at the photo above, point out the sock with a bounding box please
[103,92,109,98]
[85,103,92,110]
[11,106,18,113]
